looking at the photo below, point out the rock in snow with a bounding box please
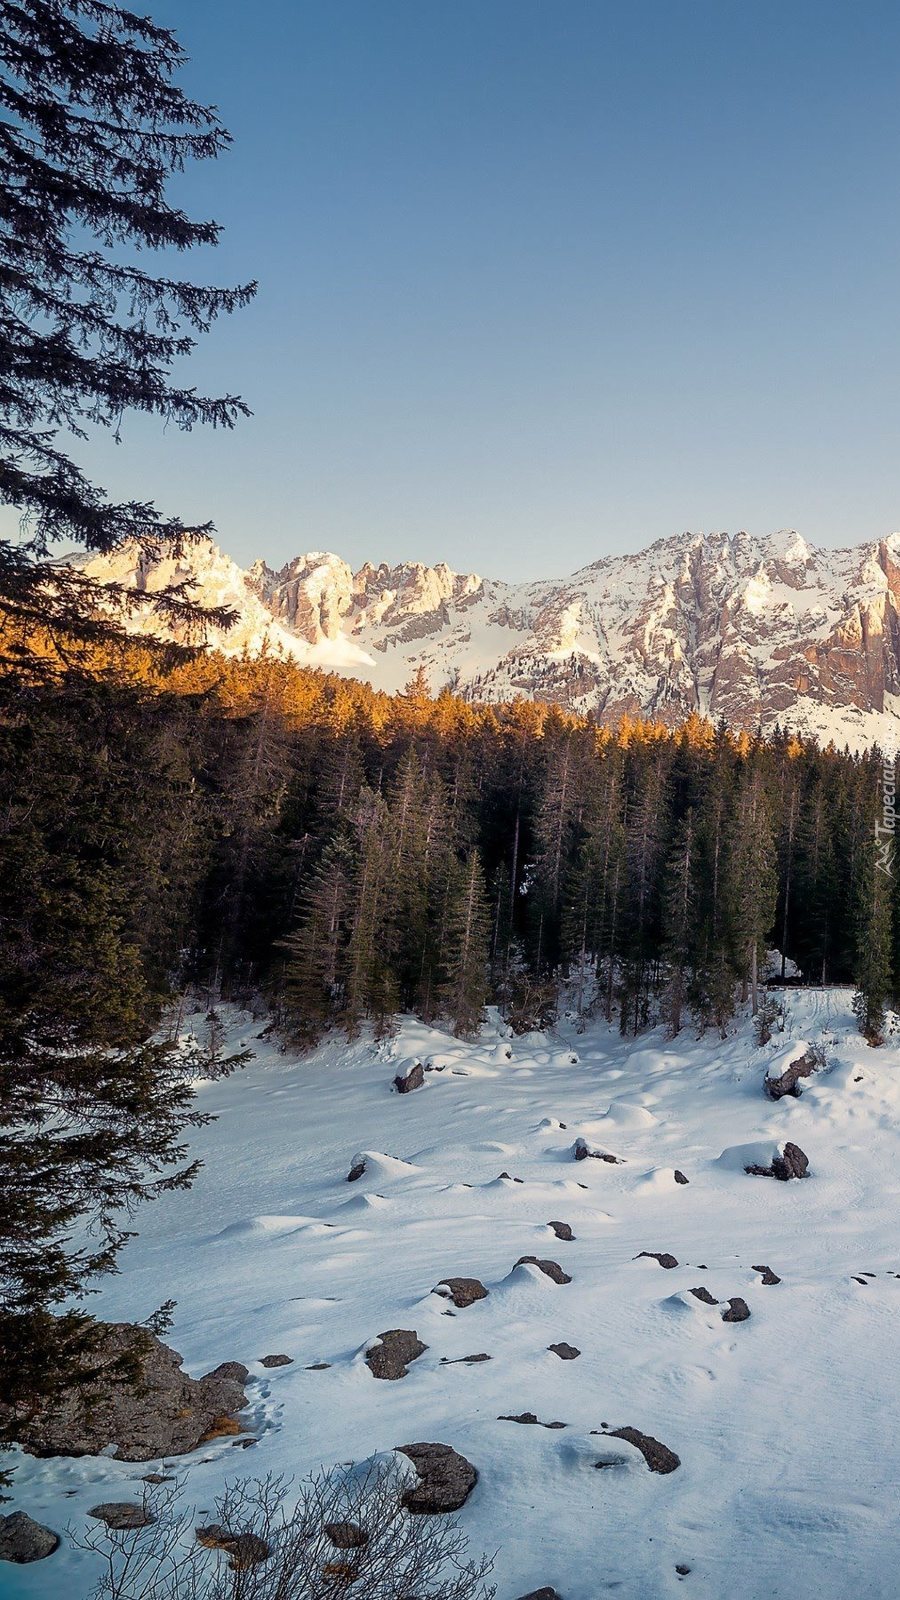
[764,1042,821,1100]
[89,1502,156,1530]
[746,1142,810,1181]
[397,1443,478,1512]
[0,1512,60,1564]
[605,1427,681,1474]
[393,1061,425,1094]
[435,1277,489,1307]
[515,1256,573,1284]
[721,1298,752,1323]
[364,1329,427,1380]
[752,1264,782,1285]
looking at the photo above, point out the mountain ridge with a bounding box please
[75,528,900,748]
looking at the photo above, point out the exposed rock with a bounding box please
[607,1426,681,1474]
[259,1354,293,1368]
[752,1264,782,1285]
[689,1287,718,1305]
[0,1511,60,1563]
[635,1251,679,1269]
[204,1361,250,1384]
[347,1158,366,1182]
[765,1046,820,1100]
[365,1329,427,1381]
[195,1525,271,1567]
[394,1061,424,1094]
[515,1591,562,1600]
[674,1170,689,1185]
[440,1353,492,1364]
[773,1143,810,1181]
[498,1171,524,1182]
[397,1442,478,1513]
[746,1142,809,1181]
[79,530,900,748]
[89,1502,156,1530]
[548,1342,581,1360]
[574,1138,622,1163]
[676,1565,691,1577]
[498,1413,566,1429]
[435,1277,488,1308]
[722,1298,751,1323]
[306,1362,332,1370]
[325,1521,369,1549]
[547,1220,575,1241]
[6,1323,247,1461]
[515,1256,572,1284]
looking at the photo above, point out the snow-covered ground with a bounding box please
[6,990,900,1599]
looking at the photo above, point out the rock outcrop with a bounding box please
[5,1322,248,1461]
[73,529,900,749]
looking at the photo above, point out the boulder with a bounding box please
[689,1287,718,1305]
[745,1142,809,1181]
[347,1157,367,1182]
[435,1277,488,1308]
[0,1511,59,1564]
[195,1526,270,1567]
[515,1591,562,1600]
[259,1354,293,1368]
[515,1256,572,1284]
[773,1143,809,1181]
[607,1427,680,1474]
[6,1323,248,1461]
[765,1046,820,1101]
[548,1342,580,1360]
[365,1329,427,1381]
[574,1138,622,1163]
[325,1521,369,1549]
[440,1353,491,1364]
[635,1251,679,1269]
[722,1298,751,1323]
[547,1220,575,1241]
[752,1264,781,1285]
[89,1502,156,1530]
[397,1442,477,1513]
[394,1062,424,1094]
[674,1170,689,1185]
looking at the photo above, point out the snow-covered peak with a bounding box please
[70,529,900,748]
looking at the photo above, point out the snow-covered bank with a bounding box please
[5,990,900,1599]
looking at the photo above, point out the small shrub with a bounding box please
[74,1460,496,1600]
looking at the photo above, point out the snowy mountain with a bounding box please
[76,528,900,746]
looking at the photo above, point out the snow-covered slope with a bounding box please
[7,995,900,1598]
[76,529,900,746]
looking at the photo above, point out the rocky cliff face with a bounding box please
[75,528,900,747]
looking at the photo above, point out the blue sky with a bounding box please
[84,1,900,578]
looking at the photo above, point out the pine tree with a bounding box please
[725,754,778,1014]
[659,807,698,1036]
[0,0,255,666]
[440,851,491,1038]
[852,772,895,1044]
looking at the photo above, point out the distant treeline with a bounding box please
[2,647,894,1054]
